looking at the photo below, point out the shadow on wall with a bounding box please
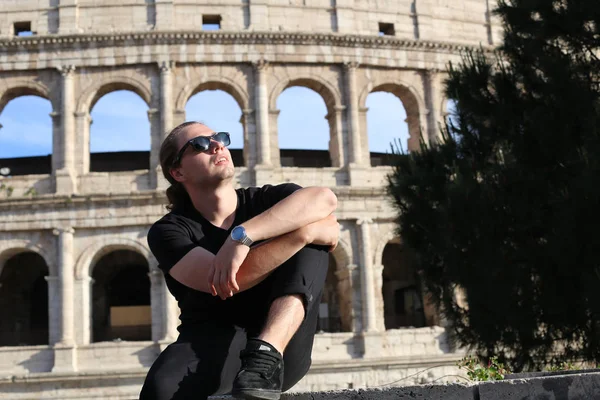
[17,348,53,373]
[0,150,398,176]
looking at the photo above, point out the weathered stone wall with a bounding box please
[0,0,499,397]
[1,0,503,44]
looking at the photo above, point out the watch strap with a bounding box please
[240,235,253,246]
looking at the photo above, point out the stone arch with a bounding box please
[76,75,152,114]
[0,80,56,115]
[0,241,55,277]
[175,76,249,113]
[330,236,352,269]
[269,75,341,112]
[359,80,428,151]
[0,249,51,346]
[327,239,355,332]
[270,75,343,167]
[373,226,400,268]
[75,237,154,279]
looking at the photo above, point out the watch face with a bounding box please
[231,226,245,241]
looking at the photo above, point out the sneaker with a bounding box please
[231,339,284,400]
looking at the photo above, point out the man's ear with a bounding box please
[170,166,184,183]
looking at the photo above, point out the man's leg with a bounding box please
[258,294,305,353]
[231,245,329,400]
[139,322,247,400]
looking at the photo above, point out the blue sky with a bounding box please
[0,87,412,159]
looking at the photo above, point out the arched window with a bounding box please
[317,253,343,333]
[366,91,409,166]
[381,242,426,329]
[89,90,150,172]
[185,89,244,166]
[0,252,49,345]
[0,95,53,175]
[91,250,150,342]
[277,86,330,167]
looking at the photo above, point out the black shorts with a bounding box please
[139,245,329,400]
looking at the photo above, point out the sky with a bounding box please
[0,87,413,159]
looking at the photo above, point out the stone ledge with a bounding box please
[280,371,600,400]
[0,31,495,53]
[4,370,597,399]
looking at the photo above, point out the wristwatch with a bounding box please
[230,225,254,247]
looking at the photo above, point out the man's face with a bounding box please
[171,124,235,187]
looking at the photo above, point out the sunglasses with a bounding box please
[172,132,231,166]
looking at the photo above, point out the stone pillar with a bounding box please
[50,111,61,173]
[254,60,271,167]
[74,111,91,175]
[160,62,174,134]
[424,70,443,145]
[148,269,163,343]
[334,263,358,332]
[173,109,186,127]
[55,65,77,194]
[161,281,179,348]
[326,105,346,168]
[372,263,386,332]
[240,108,256,169]
[45,276,60,345]
[357,219,376,332]
[148,108,162,189]
[58,0,79,35]
[75,275,93,345]
[52,227,77,372]
[358,218,385,358]
[344,62,363,166]
[268,109,281,167]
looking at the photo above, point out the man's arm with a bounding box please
[242,186,337,242]
[209,186,338,299]
[169,229,308,294]
[171,215,339,297]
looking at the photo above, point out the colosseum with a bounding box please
[0,1,500,398]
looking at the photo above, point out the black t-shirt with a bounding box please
[147,183,301,327]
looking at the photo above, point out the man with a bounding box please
[139,121,339,400]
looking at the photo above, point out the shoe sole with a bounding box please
[231,388,281,400]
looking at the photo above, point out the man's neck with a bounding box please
[187,183,237,230]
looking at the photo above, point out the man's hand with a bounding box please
[300,214,340,252]
[208,238,250,300]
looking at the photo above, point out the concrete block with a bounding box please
[478,371,600,400]
[283,385,477,400]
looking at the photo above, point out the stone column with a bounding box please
[74,111,91,175]
[148,269,163,343]
[357,219,376,332]
[45,276,60,345]
[55,65,77,194]
[326,105,346,168]
[148,108,162,189]
[372,263,386,332]
[424,70,443,145]
[161,282,179,349]
[334,263,358,332]
[50,111,61,173]
[357,219,386,358]
[241,108,256,169]
[160,62,174,134]
[344,62,362,166]
[75,275,93,345]
[254,60,271,167]
[52,227,77,372]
